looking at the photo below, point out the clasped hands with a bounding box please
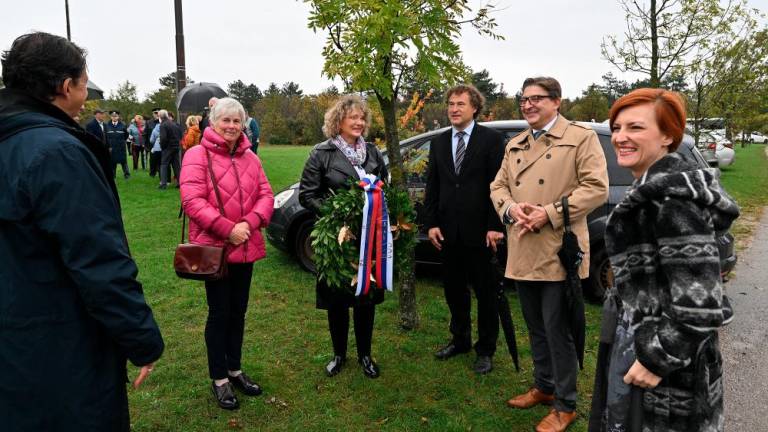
[507,202,549,238]
[228,222,251,245]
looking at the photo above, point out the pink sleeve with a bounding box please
[241,155,274,230]
[180,148,235,239]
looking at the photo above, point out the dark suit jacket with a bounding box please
[424,123,505,247]
[85,118,105,144]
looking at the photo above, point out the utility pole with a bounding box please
[65,0,71,41]
[174,0,187,100]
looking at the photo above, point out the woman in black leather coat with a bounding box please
[299,95,388,379]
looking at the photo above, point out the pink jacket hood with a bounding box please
[180,127,274,263]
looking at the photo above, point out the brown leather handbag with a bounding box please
[174,150,229,281]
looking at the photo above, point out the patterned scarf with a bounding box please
[331,135,367,167]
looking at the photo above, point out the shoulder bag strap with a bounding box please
[205,149,226,216]
[178,150,227,244]
[562,196,571,234]
[179,205,186,243]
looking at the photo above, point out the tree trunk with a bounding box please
[378,94,420,330]
[650,0,660,87]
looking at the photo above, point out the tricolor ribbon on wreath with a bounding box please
[355,174,394,296]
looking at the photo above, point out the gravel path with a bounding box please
[721,206,768,431]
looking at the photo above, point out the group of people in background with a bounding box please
[1,31,739,432]
[81,97,260,190]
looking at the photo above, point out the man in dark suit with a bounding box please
[85,108,106,145]
[424,84,505,374]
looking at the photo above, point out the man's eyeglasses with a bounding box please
[519,95,552,105]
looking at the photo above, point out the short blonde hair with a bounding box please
[322,94,371,139]
[186,115,199,128]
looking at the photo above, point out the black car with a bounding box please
[266,120,736,299]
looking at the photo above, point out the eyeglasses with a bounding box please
[519,95,552,105]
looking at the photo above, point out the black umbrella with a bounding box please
[87,80,104,100]
[176,82,227,112]
[491,255,520,371]
[557,196,586,370]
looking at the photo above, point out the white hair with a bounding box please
[158,109,169,120]
[209,97,246,124]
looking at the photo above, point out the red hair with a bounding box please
[609,88,687,152]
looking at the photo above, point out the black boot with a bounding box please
[325,355,346,377]
[359,356,380,379]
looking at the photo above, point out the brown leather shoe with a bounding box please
[506,387,555,409]
[535,408,577,432]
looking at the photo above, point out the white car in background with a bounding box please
[747,132,768,144]
[699,131,735,168]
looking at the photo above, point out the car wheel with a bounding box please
[294,219,316,274]
[586,246,613,300]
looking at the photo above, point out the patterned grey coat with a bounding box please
[589,153,739,432]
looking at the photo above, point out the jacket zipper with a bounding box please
[231,154,248,263]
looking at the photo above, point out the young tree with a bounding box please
[305,0,502,329]
[602,0,752,87]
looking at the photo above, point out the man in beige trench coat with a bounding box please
[490,77,608,432]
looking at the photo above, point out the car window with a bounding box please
[402,139,431,185]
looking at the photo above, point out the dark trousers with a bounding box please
[441,243,499,356]
[327,304,375,359]
[149,151,161,177]
[112,160,129,178]
[160,147,180,186]
[516,280,578,412]
[131,145,146,170]
[204,263,254,380]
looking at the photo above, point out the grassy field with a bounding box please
[718,144,768,252]
[120,143,767,431]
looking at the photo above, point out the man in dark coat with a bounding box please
[158,110,182,189]
[144,109,160,174]
[85,107,106,144]
[0,32,164,432]
[424,84,504,374]
[105,109,130,179]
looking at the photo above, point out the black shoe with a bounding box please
[325,355,346,377]
[435,343,471,360]
[158,184,167,190]
[211,382,239,410]
[359,356,380,379]
[124,173,130,179]
[229,372,262,396]
[473,355,493,374]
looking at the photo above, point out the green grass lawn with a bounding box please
[119,143,766,431]
[718,143,768,252]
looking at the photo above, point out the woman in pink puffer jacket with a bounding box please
[180,97,274,411]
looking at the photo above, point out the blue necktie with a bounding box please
[533,130,545,140]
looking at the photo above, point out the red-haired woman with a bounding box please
[589,88,739,432]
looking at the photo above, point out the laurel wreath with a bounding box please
[311,181,417,292]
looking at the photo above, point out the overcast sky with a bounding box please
[2,0,766,99]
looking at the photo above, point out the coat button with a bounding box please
[455,184,460,188]
[515,181,520,186]
[546,154,552,159]
[517,158,521,164]
[539,179,544,185]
